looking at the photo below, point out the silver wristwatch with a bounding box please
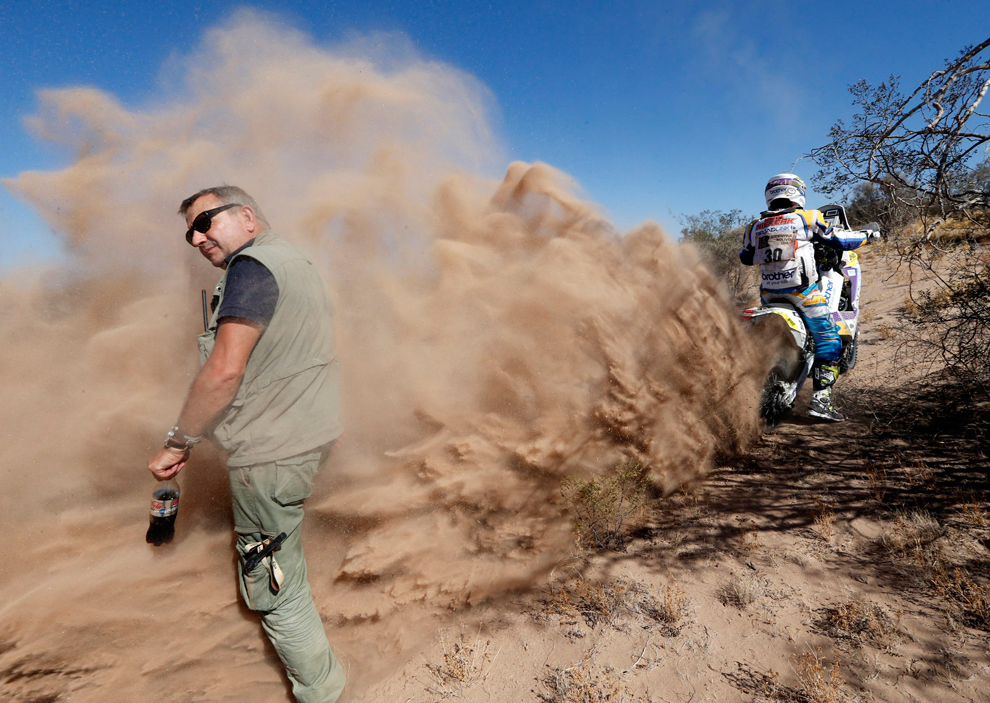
[164,426,202,450]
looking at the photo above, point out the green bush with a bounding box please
[560,461,648,550]
[679,209,756,304]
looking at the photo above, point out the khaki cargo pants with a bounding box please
[229,445,345,703]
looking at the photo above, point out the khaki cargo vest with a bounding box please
[197,230,342,467]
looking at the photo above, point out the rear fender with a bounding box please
[742,305,807,350]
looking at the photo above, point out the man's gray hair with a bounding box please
[179,185,269,226]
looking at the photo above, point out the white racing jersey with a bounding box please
[739,208,866,291]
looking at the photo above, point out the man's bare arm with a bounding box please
[148,318,263,480]
[175,318,263,436]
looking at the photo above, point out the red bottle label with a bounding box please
[150,496,178,517]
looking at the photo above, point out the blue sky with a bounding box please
[2,0,988,270]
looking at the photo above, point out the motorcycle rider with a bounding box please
[739,173,868,422]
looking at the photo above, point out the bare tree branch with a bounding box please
[812,38,990,395]
[811,37,990,244]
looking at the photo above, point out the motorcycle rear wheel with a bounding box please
[839,333,859,374]
[760,361,792,430]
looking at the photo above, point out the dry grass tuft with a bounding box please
[901,457,936,488]
[864,461,888,503]
[536,657,653,703]
[815,600,901,650]
[642,581,690,632]
[749,669,794,702]
[424,628,497,699]
[541,577,689,636]
[793,648,845,703]
[874,508,990,631]
[878,509,944,574]
[718,574,764,610]
[814,501,836,542]
[723,662,804,702]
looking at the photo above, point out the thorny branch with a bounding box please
[811,36,990,244]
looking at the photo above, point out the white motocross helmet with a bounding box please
[764,173,806,209]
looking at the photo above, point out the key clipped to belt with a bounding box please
[243,532,288,593]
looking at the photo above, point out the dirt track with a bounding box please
[359,248,990,703]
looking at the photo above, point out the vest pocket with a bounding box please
[197,330,216,367]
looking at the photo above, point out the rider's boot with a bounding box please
[808,362,846,422]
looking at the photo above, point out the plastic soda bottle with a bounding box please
[146,478,180,546]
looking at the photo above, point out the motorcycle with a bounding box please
[741,204,881,428]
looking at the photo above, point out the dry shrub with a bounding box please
[793,648,844,703]
[561,462,648,550]
[876,322,896,340]
[672,486,703,513]
[956,494,989,528]
[541,577,689,636]
[815,600,901,650]
[911,249,990,395]
[570,580,626,630]
[931,219,990,244]
[537,658,652,703]
[718,574,764,610]
[424,628,496,699]
[932,567,990,631]
[748,669,793,702]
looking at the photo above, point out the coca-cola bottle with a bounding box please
[146,479,180,546]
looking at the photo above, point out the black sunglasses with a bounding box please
[185,203,241,245]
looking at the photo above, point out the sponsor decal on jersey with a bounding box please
[761,269,797,282]
[758,215,791,228]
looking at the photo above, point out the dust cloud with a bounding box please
[0,11,761,701]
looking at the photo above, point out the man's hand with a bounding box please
[148,446,190,480]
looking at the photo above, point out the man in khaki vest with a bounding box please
[147,185,346,703]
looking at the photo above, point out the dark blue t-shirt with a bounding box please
[217,240,279,327]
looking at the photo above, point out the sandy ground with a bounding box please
[3,244,988,703]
